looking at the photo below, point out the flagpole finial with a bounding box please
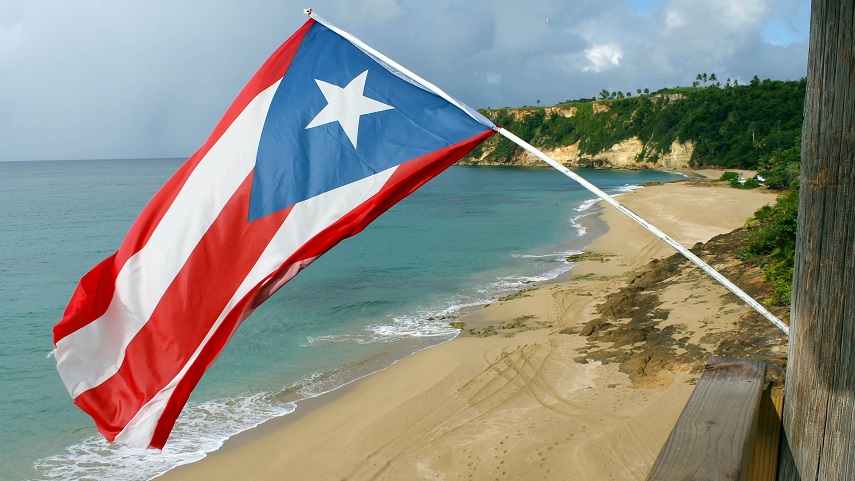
[303,8,313,17]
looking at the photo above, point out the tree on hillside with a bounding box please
[599,89,610,99]
[709,73,718,83]
[696,73,703,84]
[692,81,700,88]
[702,72,708,84]
[637,89,642,95]
[644,88,649,94]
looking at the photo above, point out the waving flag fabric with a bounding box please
[53,17,495,449]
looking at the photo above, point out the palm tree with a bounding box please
[709,73,718,83]
[696,73,703,83]
[636,88,642,95]
[702,72,708,84]
[643,88,649,94]
[599,89,610,99]
[692,81,700,88]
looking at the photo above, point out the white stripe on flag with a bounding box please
[55,80,283,398]
[114,167,397,446]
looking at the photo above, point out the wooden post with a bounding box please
[778,1,855,479]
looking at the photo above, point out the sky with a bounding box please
[0,0,810,161]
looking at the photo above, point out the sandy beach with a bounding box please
[156,177,786,481]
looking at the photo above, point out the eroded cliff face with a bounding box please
[468,98,697,170]
[465,137,694,170]
[484,105,577,121]
[661,140,694,168]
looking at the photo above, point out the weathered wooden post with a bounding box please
[778,1,855,479]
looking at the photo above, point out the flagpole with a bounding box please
[497,127,789,335]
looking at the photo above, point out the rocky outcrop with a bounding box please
[590,138,645,167]
[545,106,577,117]
[592,103,610,114]
[661,140,693,168]
[483,108,534,122]
[484,105,577,122]
[653,92,687,103]
[465,137,694,170]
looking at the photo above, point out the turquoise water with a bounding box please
[0,159,682,480]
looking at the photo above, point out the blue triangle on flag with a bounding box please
[248,23,487,222]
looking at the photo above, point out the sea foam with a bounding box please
[32,394,296,481]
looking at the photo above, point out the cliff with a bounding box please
[462,136,694,170]
[462,80,805,171]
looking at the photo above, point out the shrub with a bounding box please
[740,177,761,189]
[741,189,799,305]
[720,171,740,182]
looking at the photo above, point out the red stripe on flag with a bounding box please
[146,129,493,448]
[292,129,495,264]
[74,172,292,440]
[53,19,315,344]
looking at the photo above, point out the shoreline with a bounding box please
[155,178,780,481]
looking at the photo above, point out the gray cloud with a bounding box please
[0,0,809,161]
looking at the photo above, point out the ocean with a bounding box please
[0,159,683,480]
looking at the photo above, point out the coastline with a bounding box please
[155,178,781,481]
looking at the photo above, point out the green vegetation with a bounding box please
[720,171,740,182]
[741,189,799,305]
[475,77,805,171]
[719,171,762,189]
[759,144,801,190]
[741,178,762,189]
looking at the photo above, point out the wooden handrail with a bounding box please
[646,356,767,481]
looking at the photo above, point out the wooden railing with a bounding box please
[647,357,782,481]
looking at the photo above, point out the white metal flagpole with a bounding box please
[497,128,789,335]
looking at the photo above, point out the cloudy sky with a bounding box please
[0,0,810,161]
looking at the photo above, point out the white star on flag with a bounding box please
[306,70,393,148]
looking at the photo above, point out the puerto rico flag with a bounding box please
[53,16,495,449]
